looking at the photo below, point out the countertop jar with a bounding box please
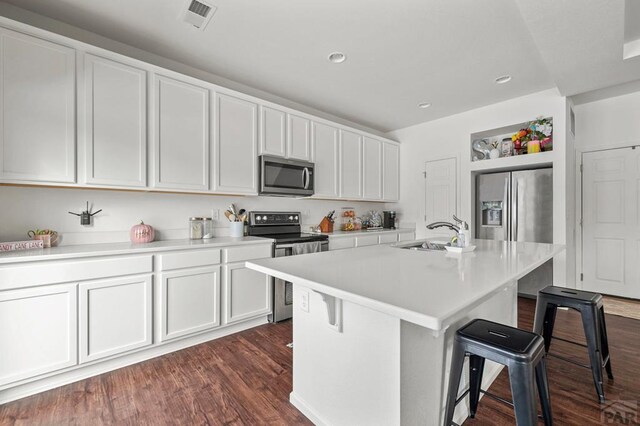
[203,217,214,239]
[189,217,205,239]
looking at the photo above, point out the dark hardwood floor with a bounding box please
[1,298,638,425]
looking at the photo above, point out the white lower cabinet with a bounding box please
[0,283,77,386]
[398,231,415,241]
[159,265,220,342]
[223,262,271,325]
[79,275,153,363]
[329,237,356,251]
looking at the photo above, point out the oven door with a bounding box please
[260,155,314,197]
[270,241,328,322]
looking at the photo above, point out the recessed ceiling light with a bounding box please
[495,75,512,84]
[328,52,346,63]
[417,102,432,109]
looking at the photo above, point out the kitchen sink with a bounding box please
[394,240,450,251]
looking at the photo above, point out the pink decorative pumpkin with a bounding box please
[130,221,155,243]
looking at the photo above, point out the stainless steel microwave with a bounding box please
[259,155,314,197]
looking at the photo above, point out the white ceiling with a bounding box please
[0,0,637,132]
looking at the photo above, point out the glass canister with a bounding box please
[189,217,204,239]
[202,217,214,239]
[341,207,356,231]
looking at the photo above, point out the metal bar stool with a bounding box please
[533,286,613,403]
[444,319,553,426]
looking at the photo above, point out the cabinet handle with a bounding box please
[303,167,310,189]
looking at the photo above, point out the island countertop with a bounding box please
[247,239,565,331]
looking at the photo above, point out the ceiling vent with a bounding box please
[181,0,217,30]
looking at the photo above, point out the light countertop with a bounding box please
[0,236,273,264]
[247,239,565,331]
[313,228,415,238]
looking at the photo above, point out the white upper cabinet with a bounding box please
[383,142,400,202]
[339,130,363,199]
[0,29,76,183]
[363,137,383,200]
[287,114,311,161]
[259,107,311,162]
[153,75,209,191]
[259,106,286,157]
[312,121,339,198]
[83,54,147,187]
[214,93,258,194]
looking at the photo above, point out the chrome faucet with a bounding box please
[426,221,460,232]
[426,215,468,233]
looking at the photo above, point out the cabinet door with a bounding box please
[398,231,415,242]
[0,283,77,386]
[259,106,286,157]
[0,29,75,183]
[160,266,220,341]
[363,137,382,200]
[339,130,363,199]
[223,262,271,324]
[383,142,400,202]
[79,275,152,363]
[214,93,258,194]
[287,114,311,161]
[153,75,209,190]
[312,122,339,198]
[84,54,147,187]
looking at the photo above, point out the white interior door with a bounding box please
[424,158,457,236]
[582,147,640,299]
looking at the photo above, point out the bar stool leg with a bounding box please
[598,306,614,380]
[509,362,538,426]
[535,356,553,426]
[581,304,606,403]
[533,298,548,335]
[541,305,557,353]
[468,355,485,418]
[444,342,466,426]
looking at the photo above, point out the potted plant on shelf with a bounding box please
[511,128,532,155]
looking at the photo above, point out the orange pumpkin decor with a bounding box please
[130,221,155,243]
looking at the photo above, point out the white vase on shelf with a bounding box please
[489,148,500,160]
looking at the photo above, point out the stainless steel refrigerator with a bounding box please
[476,168,553,297]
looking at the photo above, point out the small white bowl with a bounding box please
[444,245,476,254]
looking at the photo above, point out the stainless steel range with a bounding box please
[247,211,329,322]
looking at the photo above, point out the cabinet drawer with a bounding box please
[379,233,399,244]
[157,249,221,271]
[222,244,272,263]
[398,232,415,242]
[0,255,153,291]
[355,235,379,247]
[329,237,356,251]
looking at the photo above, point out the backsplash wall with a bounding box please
[0,186,395,246]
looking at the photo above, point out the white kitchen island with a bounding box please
[246,239,565,426]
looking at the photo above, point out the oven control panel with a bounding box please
[249,211,301,226]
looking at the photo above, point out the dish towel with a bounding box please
[292,241,322,255]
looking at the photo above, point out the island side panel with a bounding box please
[290,283,402,426]
[400,281,518,425]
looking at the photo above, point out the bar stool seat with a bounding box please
[444,319,553,426]
[533,286,613,403]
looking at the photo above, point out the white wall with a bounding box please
[387,88,574,286]
[574,89,640,150]
[0,186,388,246]
[572,87,640,288]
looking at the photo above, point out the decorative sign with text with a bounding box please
[0,240,45,252]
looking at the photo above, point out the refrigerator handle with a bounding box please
[512,178,518,241]
[504,175,511,241]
